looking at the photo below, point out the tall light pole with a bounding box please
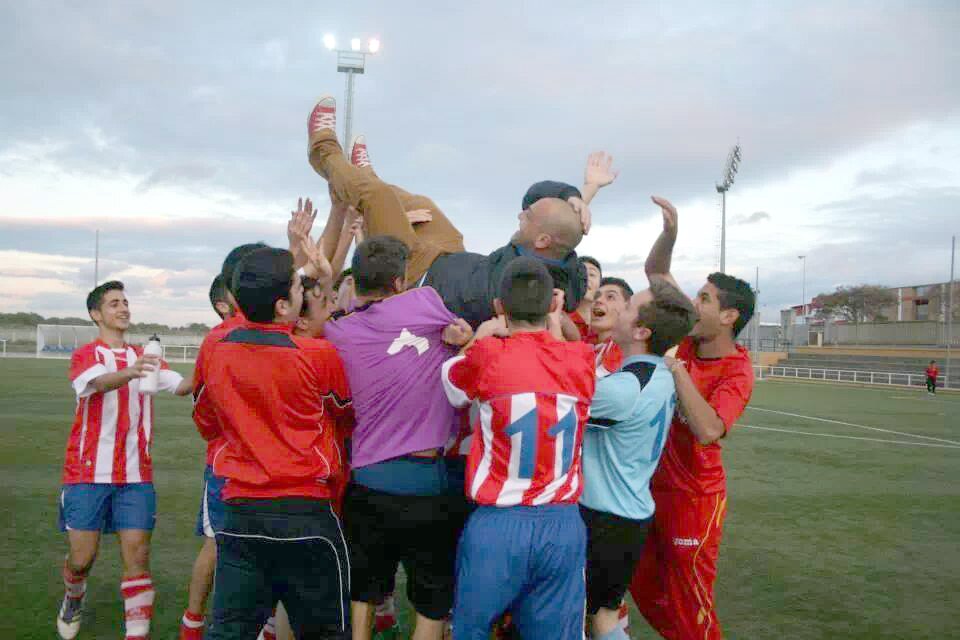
[94,229,100,287]
[716,143,741,273]
[324,34,380,155]
[947,235,955,389]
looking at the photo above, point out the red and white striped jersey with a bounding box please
[64,340,183,484]
[441,331,595,507]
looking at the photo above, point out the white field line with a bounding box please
[740,424,960,449]
[745,406,960,446]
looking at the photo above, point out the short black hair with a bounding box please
[86,280,124,313]
[233,248,296,323]
[498,257,554,324]
[708,272,756,336]
[351,236,409,296]
[635,280,698,356]
[599,276,633,301]
[209,274,230,313]
[221,242,269,296]
[579,255,602,276]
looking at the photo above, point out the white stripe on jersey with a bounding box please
[441,356,470,408]
[495,393,537,507]
[125,347,142,482]
[469,402,496,500]
[95,347,119,482]
[531,393,578,505]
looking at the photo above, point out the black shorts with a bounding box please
[580,504,651,614]
[342,482,469,620]
[209,498,350,640]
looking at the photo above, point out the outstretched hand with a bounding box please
[584,151,619,188]
[651,195,677,236]
[288,197,318,267]
[442,318,474,347]
[405,209,433,224]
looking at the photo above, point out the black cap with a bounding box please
[521,181,582,211]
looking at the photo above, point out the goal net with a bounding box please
[36,324,99,359]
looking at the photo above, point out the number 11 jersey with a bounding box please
[442,331,595,507]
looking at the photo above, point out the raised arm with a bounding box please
[579,151,619,206]
[329,207,362,280]
[645,196,682,291]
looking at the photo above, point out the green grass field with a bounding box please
[2,358,958,639]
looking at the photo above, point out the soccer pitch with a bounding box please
[2,359,957,639]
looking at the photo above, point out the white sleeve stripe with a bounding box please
[441,356,470,408]
[72,363,110,399]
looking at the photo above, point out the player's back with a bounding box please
[323,287,460,468]
[446,331,596,507]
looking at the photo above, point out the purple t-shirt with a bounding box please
[323,287,460,468]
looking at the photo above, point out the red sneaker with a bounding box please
[178,613,204,640]
[308,96,337,138]
[350,135,372,168]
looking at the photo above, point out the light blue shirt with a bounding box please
[580,354,676,520]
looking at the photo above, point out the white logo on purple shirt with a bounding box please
[387,329,430,356]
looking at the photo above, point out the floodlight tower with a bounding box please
[716,143,742,273]
[323,34,380,155]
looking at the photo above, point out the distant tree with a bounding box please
[0,312,44,326]
[814,285,896,323]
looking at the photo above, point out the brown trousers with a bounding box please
[308,131,465,287]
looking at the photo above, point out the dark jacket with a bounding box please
[423,243,588,328]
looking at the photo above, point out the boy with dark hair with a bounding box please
[592,277,634,378]
[568,256,602,341]
[208,274,234,320]
[181,247,265,640]
[58,280,191,640]
[322,235,473,640]
[197,246,353,640]
[580,279,696,640]
[441,257,596,639]
[629,196,755,640]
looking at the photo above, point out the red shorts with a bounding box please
[630,490,727,640]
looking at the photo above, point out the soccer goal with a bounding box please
[753,364,765,381]
[36,324,99,359]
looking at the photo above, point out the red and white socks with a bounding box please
[257,611,277,640]
[121,574,155,640]
[179,609,205,640]
[62,561,87,604]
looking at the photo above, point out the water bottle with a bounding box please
[139,334,163,394]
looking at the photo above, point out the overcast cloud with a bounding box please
[1,1,958,326]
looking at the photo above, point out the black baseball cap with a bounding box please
[521,181,582,211]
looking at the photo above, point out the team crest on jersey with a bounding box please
[387,329,430,356]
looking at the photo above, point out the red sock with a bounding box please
[179,609,204,640]
[62,561,87,600]
[121,573,155,640]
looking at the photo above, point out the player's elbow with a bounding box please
[695,419,726,446]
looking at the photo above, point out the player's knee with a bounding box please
[121,538,151,573]
[67,550,97,575]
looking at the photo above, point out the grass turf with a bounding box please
[1,358,957,639]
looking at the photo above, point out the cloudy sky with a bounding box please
[2,1,959,326]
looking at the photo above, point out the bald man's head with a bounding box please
[511,197,583,260]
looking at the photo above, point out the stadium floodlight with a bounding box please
[798,255,807,320]
[325,35,381,157]
[715,142,742,273]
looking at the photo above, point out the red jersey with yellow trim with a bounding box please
[64,340,183,484]
[196,320,351,501]
[594,338,623,378]
[651,337,754,495]
[192,313,246,466]
[442,331,595,506]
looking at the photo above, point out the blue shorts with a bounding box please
[452,504,586,640]
[58,483,156,533]
[195,465,227,538]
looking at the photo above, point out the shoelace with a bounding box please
[310,108,335,131]
[354,147,370,166]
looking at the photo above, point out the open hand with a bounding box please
[405,209,433,224]
[584,151,619,188]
